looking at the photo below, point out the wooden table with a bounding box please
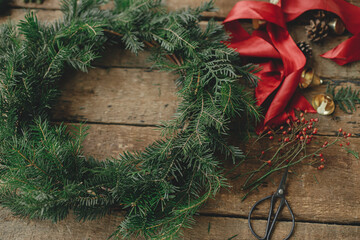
[1,1,360,239]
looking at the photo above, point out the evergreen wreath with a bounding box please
[0,0,260,238]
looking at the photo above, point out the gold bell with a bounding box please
[312,94,335,115]
[299,68,323,89]
[328,18,346,35]
[252,19,267,30]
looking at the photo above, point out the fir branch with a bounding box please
[326,83,360,113]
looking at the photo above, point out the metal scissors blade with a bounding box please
[275,168,289,196]
[248,168,295,240]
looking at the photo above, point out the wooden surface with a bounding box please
[1,1,360,239]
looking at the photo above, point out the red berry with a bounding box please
[296,134,300,139]
[319,153,323,157]
[324,141,328,146]
[346,142,350,146]
[288,127,292,132]
[310,118,314,122]
[347,133,351,137]
[303,127,307,132]
[307,125,312,129]
[339,143,343,147]
[343,131,347,135]
[286,119,291,125]
[284,137,290,142]
[269,136,274,140]
[285,159,289,163]
[301,118,306,123]
[338,128,343,132]
[297,120,300,123]
[314,118,319,122]
[300,136,304,141]
[261,151,265,155]
[278,138,282,142]
[317,165,325,170]
[280,126,284,130]
[300,113,304,117]
[267,131,272,135]
[304,110,308,114]
[264,126,269,131]
[306,139,311,144]
[282,131,287,135]
[312,128,318,134]
[267,160,272,166]
[320,158,325,162]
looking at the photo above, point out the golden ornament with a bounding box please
[328,18,346,35]
[252,19,267,30]
[312,94,335,115]
[299,68,323,89]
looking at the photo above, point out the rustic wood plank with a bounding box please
[1,206,359,239]
[185,216,360,240]
[53,68,179,125]
[0,8,62,23]
[10,0,360,19]
[10,0,60,10]
[54,63,360,136]
[289,25,360,80]
[201,136,360,224]
[2,8,360,81]
[59,124,360,224]
[0,207,123,240]
[77,123,162,159]
[301,82,360,136]
[2,1,360,238]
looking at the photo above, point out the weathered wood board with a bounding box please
[1,205,360,239]
[53,68,179,125]
[9,0,360,18]
[1,0,360,239]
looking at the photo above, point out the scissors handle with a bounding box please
[248,195,295,240]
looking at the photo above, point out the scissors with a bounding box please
[248,168,295,240]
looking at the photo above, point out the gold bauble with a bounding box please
[299,68,323,89]
[252,19,267,30]
[328,18,346,35]
[312,94,335,115]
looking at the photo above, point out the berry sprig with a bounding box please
[229,112,357,200]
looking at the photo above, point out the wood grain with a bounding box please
[10,0,360,19]
[53,68,179,125]
[63,123,360,224]
[202,136,360,223]
[0,8,62,23]
[2,1,360,239]
[77,123,162,160]
[1,206,359,240]
[54,63,360,136]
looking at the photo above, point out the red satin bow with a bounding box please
[223,0,360,131]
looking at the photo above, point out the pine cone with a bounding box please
[296,41,312,58]
[305,11,329,42]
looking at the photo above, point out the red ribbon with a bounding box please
[223,0,360,131]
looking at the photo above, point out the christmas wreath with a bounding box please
[0,0,260,238]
